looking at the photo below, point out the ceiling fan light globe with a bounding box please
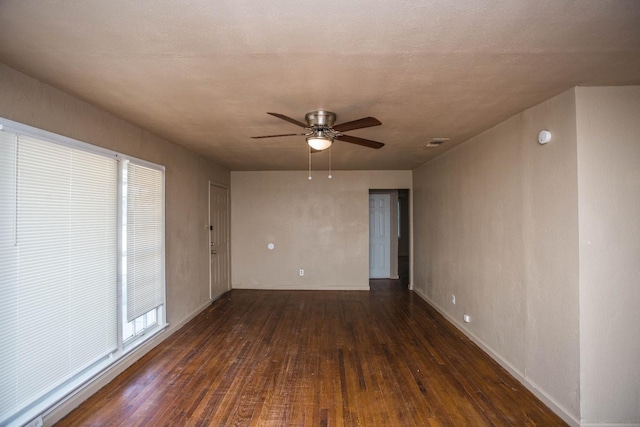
[307,136,332,151]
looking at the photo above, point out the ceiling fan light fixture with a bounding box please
[306,134,333,151]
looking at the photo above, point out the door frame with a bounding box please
[209,181,230,300]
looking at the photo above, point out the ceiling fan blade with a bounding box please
[336,134,385,149]
[332,117,381,132]
[251,133,305,139]
[266,112,307,128]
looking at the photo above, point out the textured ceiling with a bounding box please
[1,0,639,170]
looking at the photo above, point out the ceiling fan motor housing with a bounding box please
[305,111,336,128]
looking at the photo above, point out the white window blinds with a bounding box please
[0,119,166,426]
[0,131,18,418]
[126,163,165,322]
[0,132,118,421]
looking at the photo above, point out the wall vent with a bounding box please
[426,137,450,148]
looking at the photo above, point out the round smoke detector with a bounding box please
[538,130,552,144]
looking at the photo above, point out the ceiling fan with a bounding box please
[251,111,385,151]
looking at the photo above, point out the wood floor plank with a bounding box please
[56,284,567,426]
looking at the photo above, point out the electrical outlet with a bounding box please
[24,416,43,427]
[299,269,304,276]
[451,294,456,305]
[463,314,471,323]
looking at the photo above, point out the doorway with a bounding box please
[209,183,229,300]
[369,189,410,286]
[397,189,410,287]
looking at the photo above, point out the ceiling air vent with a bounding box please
[426,137,450,148]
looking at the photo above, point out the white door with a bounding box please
[210,184,229,300]
[369,193,391,278]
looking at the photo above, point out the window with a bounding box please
[0,118,166,427]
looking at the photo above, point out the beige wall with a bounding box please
[0,64,230,423]
[413,89,580,424]
[231,170,411,290]
[576,87,640,424]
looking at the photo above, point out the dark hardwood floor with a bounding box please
[57,282,567,426]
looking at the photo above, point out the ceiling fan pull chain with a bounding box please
[308,145,312,180]
[328,147,332,179]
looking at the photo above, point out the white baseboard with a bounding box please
[412,288,581,427]
[581,424,640,427]
[43,299,214,426]
[232,284,370,291]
